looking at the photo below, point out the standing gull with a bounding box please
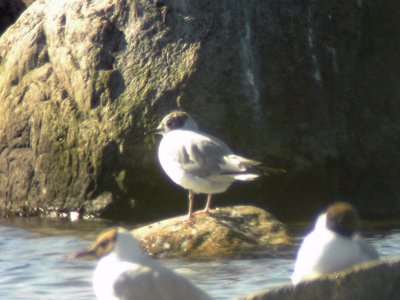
[154,111,279,219]
[291,202,379,284]
[74,227,211,300]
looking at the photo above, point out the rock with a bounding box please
[241,258,400,300]
[21,0,35,7]
[1,0,400,221]
[0,0,27,35]
[132,205,292,259]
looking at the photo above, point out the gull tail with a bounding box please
[231,155,287,176]
[222,155,286,181]
[257,165,287,176]
[232,166,286,181]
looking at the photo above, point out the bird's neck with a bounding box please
[114,243,149,263]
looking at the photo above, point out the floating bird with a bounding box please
[291,202,379,284]
[154,111,284,219]
[74,227,211,300]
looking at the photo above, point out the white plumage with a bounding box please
[74,227,211,300]
[291,203,379,284]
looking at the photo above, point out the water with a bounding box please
[0,219,399,300]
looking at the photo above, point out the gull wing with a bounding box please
[114,265,211,300]
[175,132,232,177]
[176,132,262,179]
[354,235,380,260]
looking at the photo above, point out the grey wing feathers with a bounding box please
[114,266,211,300]
[114,267,158,299]
[174,131,284,179]
[356,238,380,260]
[177,134,233,177]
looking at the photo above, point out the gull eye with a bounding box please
[98,239,110,249]
[166,120,173,127]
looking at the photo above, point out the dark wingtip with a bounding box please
[259,166,287,175]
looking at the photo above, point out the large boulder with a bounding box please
[242,258,400,300]
[132,205,292,259]
[0,0,400,221]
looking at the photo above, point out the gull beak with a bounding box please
[146,125,164,136]
[70,247,97,260]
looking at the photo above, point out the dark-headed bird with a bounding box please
[291,202,379,284]
[154,111,284,219]
[74,227,211,300]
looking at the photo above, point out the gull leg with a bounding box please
[187,190,194,219]
[204,194,212,213]
[195,194,212,215]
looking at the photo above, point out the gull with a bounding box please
[154,111,283,219]
[291,202,379,284]
[74,227,212,300]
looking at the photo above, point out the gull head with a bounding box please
[73,227,144,261]
[326,202,360,237]
[155,111,198,135]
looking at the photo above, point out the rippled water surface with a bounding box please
[0,218,399,300]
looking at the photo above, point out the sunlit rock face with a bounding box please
[242,258,400,300]
[132,206,292,259]
[0,0,27,35]
[0,0,399,221]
